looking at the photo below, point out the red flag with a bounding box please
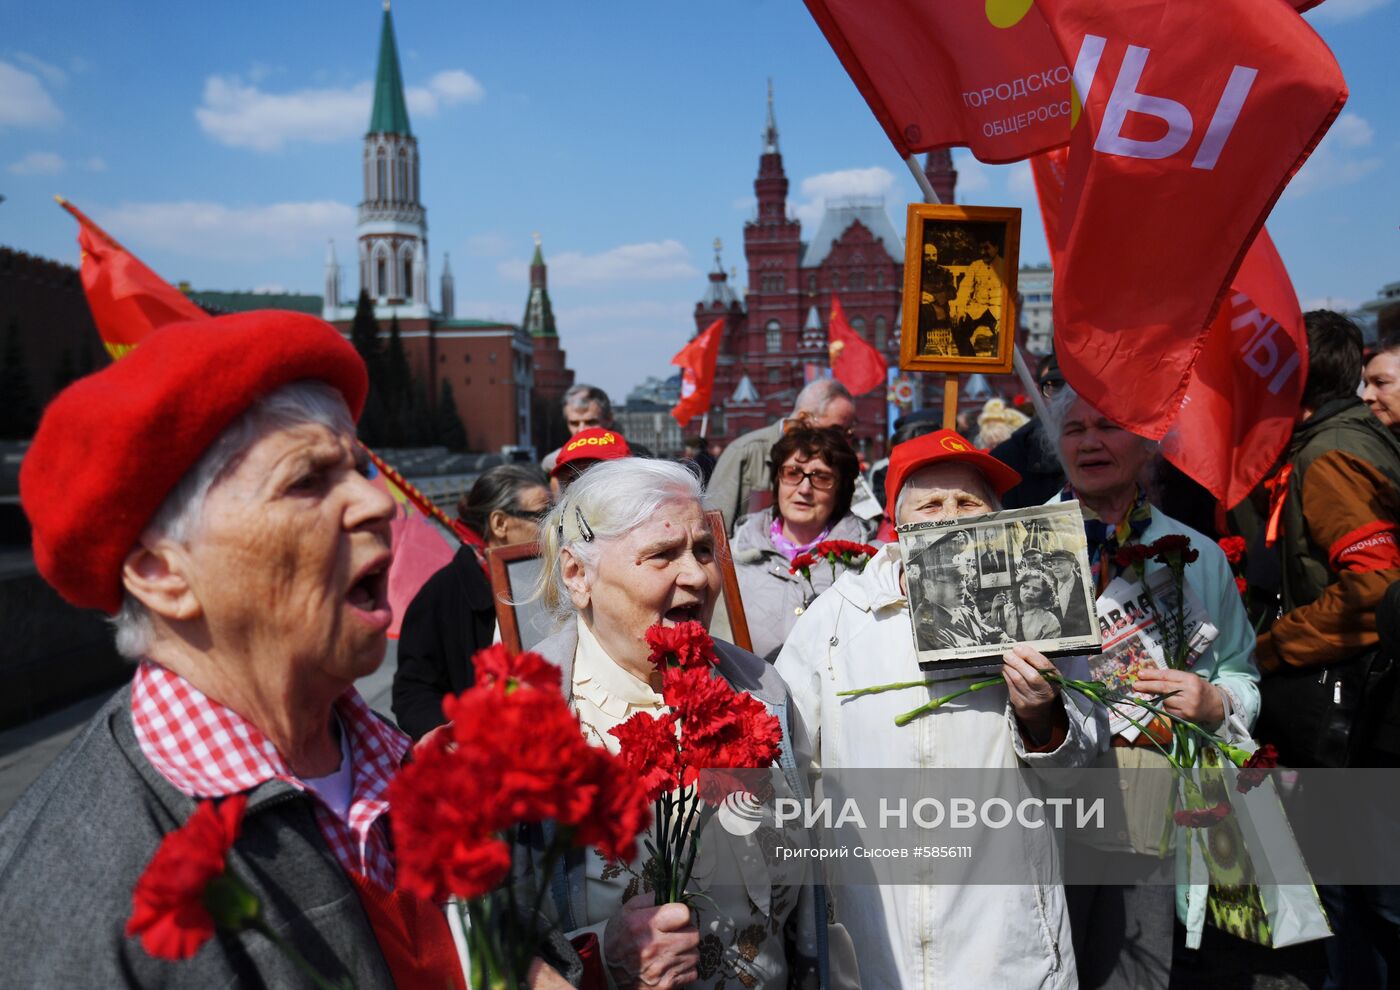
[670,319,723,427]
[56,197,209,359]
[1029,147,1071,264]
[827,296,887,396]
[802,0,1073,164]
[1160,230,1307,508]
[1035,0,1345,439]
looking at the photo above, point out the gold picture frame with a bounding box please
[899,203,1021,376]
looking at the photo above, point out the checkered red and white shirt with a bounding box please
[131,660,409,890]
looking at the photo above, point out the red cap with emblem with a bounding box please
[19,310,368,613]
[551,427,632,478]
[884,429,1022,512]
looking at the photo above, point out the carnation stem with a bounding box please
[837,673,986,699]
[894,677,1003,726]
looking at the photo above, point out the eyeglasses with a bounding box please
[778,465,837,491]
[504,506,551,524]
[1038,377,1066,397]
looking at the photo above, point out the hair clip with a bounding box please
[575,506,595,543]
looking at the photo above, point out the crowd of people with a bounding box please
[0,306,1397,989]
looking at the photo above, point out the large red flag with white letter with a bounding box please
[827,296,888,396]
[1032,151,1307,507]
[1035,0,1344,439]
[671,319,724,427]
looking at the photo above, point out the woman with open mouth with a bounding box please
[518,457,859,990]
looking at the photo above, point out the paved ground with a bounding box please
[0,642,1331,987]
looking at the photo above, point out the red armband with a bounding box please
[1328,521,1400,572]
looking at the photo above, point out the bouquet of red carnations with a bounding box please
[389,645,651,989]
[609,622,783,905]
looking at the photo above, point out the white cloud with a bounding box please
[196,69,484,152]
[1286,111,1381,197]
[84,156,107,172]
[13,52,66,88]
[8,151,64,175]
[0,60,63,128]
[792,166,898,228]
[497,240,698,288]
[1307,0,1392,22]
[94,200,356,261]
[732,195,756,213]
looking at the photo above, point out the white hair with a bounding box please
[531,458,707,619]
[792,377,853,418]
[110,381,355,659]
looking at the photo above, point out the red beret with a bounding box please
[20,310,368,614]
[551,427,631,477]
[884,429,1022,512]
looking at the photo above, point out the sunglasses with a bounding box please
[777,465,838,491]
[504,505,551,524]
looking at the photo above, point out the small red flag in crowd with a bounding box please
[56,197,208,359]
[1034,0,1344,441]
[828,295,887,396]
[670,318,724,427]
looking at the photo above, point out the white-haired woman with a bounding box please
[1045,385,1260,990]
[520,457,858,990]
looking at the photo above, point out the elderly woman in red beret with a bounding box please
[0,312,576,988]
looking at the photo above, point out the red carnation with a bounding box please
[1218,536,1247,565]
[572,747,653,863]
[127,795,249,961]
[645,621,716,671]
[1235,744,1279,794]
[609,711,683,802]
[790,553,816,578]
[1235,576,1248,596]
[1173,800,1231,828]
[473,643,562,693]
[1149,534,1199,565]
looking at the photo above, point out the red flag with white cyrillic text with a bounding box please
[827,296,887,396]
[671,319,724,427]
[1035,0,1344,439]
[56,197,209,359]
[802,0,1073,164]
[1160,229,1307,508]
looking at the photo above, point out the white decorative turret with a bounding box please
[323,240,341,320]
[440,252,455,319]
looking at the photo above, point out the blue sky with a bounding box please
[2,0,1395,401]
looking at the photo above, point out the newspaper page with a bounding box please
[898,501,1102,673]
[1089,568,1220,740]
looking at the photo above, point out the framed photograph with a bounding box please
[897,501,1100,674]
[899,203,1021,375]
[485,509,753,655]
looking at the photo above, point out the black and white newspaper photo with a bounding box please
[897,501,1102,671]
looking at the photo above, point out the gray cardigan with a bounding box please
[0,686,397,988]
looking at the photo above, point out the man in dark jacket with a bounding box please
[1256,310,1400,988]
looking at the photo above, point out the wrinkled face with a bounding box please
[572,499,721,672]
[1058,397,1152,501]
[1047,557,1075,582]
[777,451,839,532]
[807,397,858,434]
[896,463,998,525]
[180,422,395,688]
[1363,351,1400,430]
[493,484,551,548]
[565,401,606,435]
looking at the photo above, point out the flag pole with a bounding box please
[700,412,709,439]
[904,156,941,205]
[907,155,968,432]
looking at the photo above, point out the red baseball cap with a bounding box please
[884,429,1022,511]
[551,427,631,477]
[20,310,367,613]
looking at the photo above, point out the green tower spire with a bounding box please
[369,2,412,136]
